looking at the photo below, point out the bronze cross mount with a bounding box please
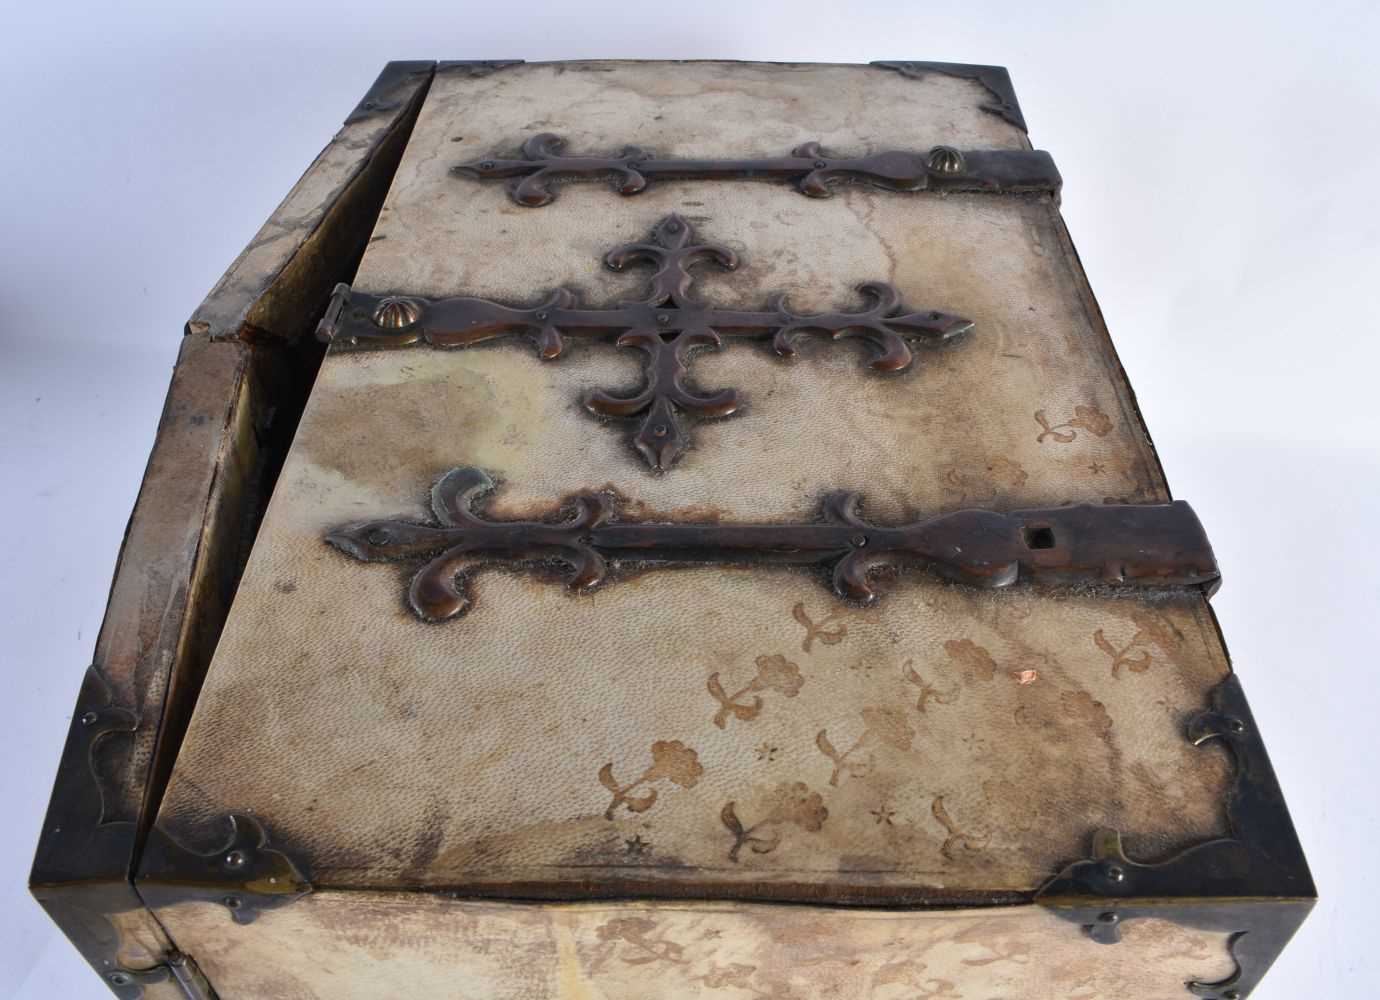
[317,214,972,472]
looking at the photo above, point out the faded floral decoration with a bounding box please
[1061,691,1113,734]
[816,706,915,786]
[593,916,687,968]
[1093,609,1184,677]
[698,963,758,989]
[944,638,997,683]
[600,740,703,819]
[931,795,990,861]
[873,960,961,998]
[942,456,1029,502]
[720,781,828,862]
[708,654,804,728]
[1034,404,1114,444]
[791,602,848,652]
[904,659,958,712]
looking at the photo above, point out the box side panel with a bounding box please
[152,893,1237,1000]
[32,60,439,997]
[187,61,435,342]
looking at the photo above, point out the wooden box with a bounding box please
[32,60,1313,1000]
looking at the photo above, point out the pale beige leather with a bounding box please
[150,60,1235,995]
[157,894,1236,1000]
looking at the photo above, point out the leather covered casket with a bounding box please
[31,60,1313,1000]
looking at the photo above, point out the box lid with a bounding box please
[145,60,1249,908]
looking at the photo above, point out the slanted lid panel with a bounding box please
[148,61,1233,903]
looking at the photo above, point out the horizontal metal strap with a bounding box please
[451,133,1061,206]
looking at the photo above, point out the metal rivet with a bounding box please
[851,534,868,548]
[223,895,243,910]
[367,529,389,546]
[1227,717,1246,734]
[814,160,827,168]
[1222,991,1241,1000]
[107,972,133,986]
[665,220,679,231]
[372,297,421,330]
[480,161,493,170]
[652,424,668,438]
[1103,863,1126,883]
[224,849,247,869]
[929,311,942,321]
[535,311,548,321]
[656,314,670,325]
[926,145,965,175]
[80,711,98,726]
[1097,911,1119,924]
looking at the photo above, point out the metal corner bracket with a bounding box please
[137,813,311,925]
[1036,673,1315,998]
[872,60,1028,132]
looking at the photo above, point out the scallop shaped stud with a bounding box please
[926,145,965,175]
[372,296,422,330]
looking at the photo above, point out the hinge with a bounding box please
[106,951,215,1000]
[452,133,1059,206]
[326,464,1220,624]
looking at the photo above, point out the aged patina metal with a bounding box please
[1037,673,1315,998]
[324,466,1220,623]
[317,213,973,470]
[138,813,311,925]
[452,133,1060,206]
[872,60,1028,131]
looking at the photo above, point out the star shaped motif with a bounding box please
[1089,462,1106,474]
[624,835,650,857]
[755,742,779,762]
[871,805,896,825]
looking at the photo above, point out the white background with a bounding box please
[2,2,1377,996]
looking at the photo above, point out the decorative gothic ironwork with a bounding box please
[316,214,974,471]
[1037,674,1315,998]
[452,133,1059,206]
[324,466,1220,623]
[138,814,311,925]
[871,60,1028,132]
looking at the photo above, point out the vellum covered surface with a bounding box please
[157,894,1237,1000]
[155,63,1231,903]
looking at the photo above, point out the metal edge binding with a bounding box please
[137,813,311,926]
[1036,673,1315,997]
[872,60,1027,133]
[434,58,524,78]
[344,60,437,125]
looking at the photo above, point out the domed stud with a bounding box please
[371,296,422,330]
[926,145,966,176]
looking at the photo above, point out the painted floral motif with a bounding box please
[592,916,688,968]
[1034,404,1114,444]
[904,660,958,712]
[943,638,997,682]
[1093,610,1184,677]
[720,782,828,862]
[816,706,915,786]
[941,455,1029,502]
[932,795,990,861]
[1061,691,1113,734]
[959,941,1033,967]
[599,740,703,819]
[708,654,804,728]
[790,602,847,652]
